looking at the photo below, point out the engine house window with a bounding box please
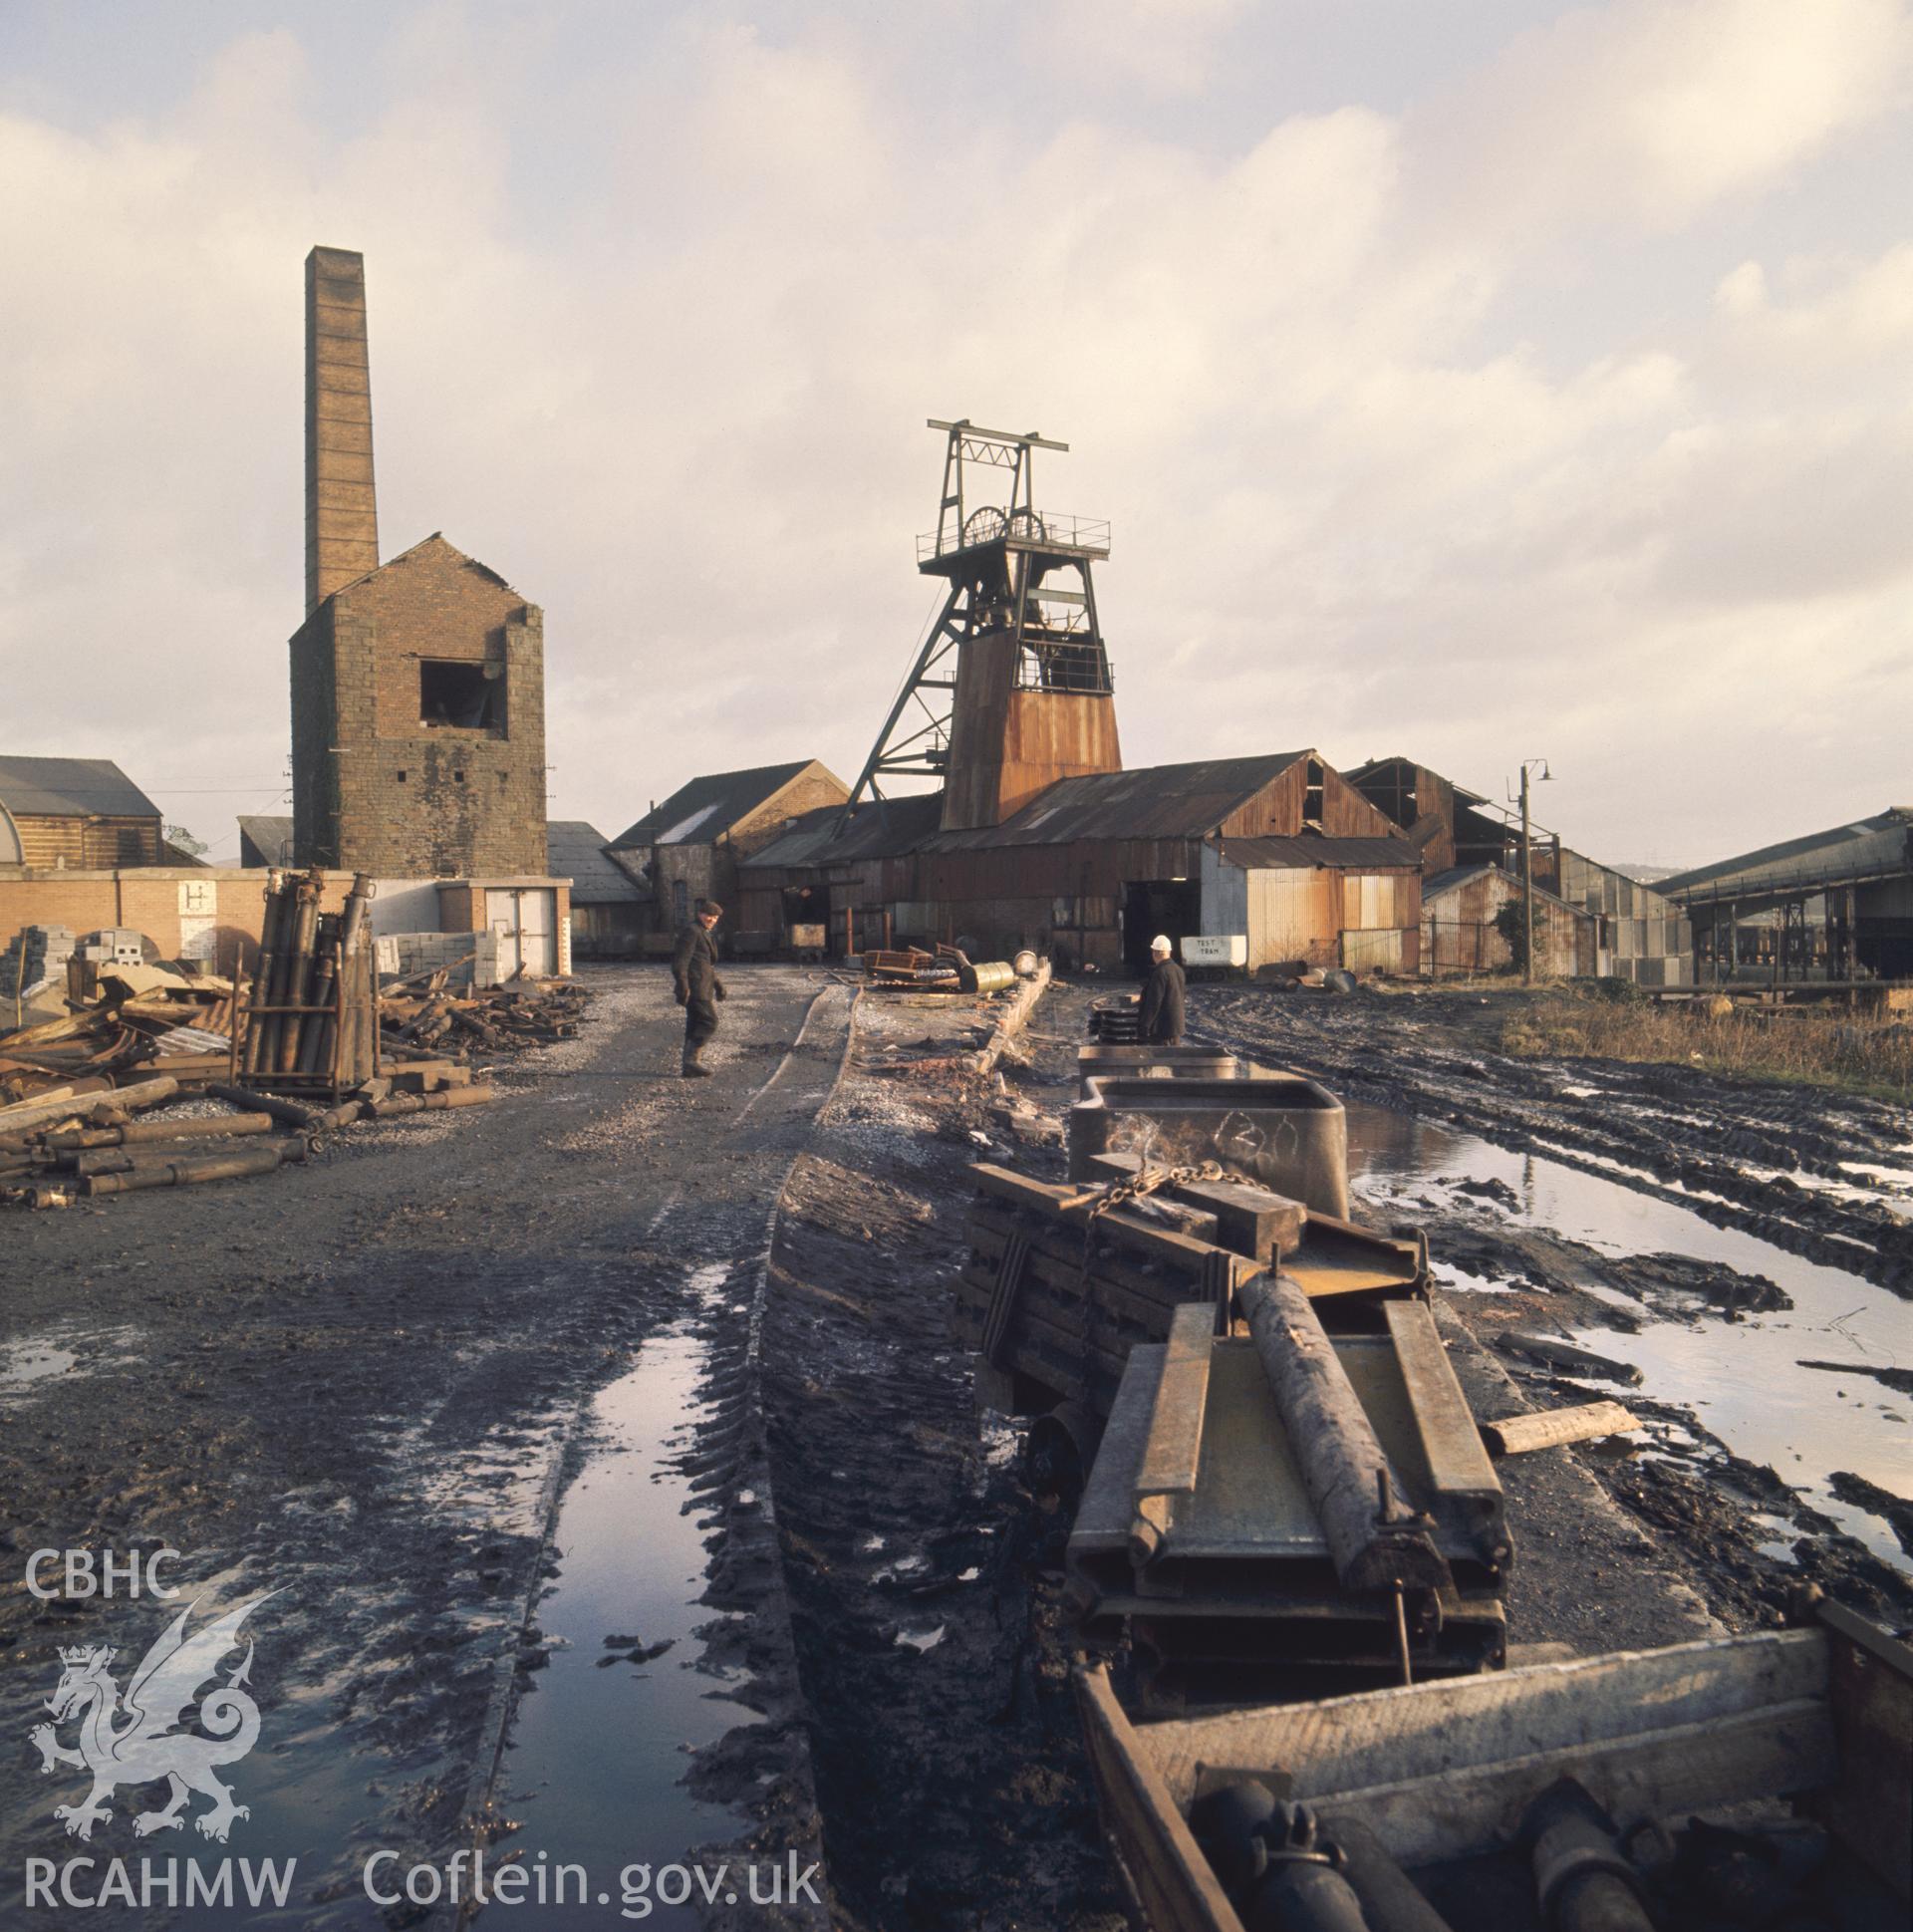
[419,660,501,729]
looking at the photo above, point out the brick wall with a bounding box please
[0,869,356,976]
[289,536,547,875]
[2,869,571,976]
[729,766,849,857]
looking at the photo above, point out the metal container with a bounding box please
[1069,1070,1350,1218]
[1075,1044,1239,1096]
[961,960,1018,995]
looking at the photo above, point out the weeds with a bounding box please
[1502,988,1913,1100]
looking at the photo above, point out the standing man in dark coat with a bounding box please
[1140,934,1186,1045]
[673,901,726,1078]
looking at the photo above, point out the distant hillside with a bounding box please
[1611,863,1689,884]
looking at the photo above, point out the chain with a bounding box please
[1074,1160,1227,1389]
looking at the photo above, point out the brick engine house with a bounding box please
[289,247,548,876]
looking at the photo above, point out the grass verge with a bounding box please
[1501,987,1913,1101]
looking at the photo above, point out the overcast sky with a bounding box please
[3,0,1908,868]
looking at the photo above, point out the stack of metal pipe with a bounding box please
[242,869,377,1088]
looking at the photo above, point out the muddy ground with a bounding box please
[3,966,1908,1931]
[1185,980,1913,1626]
[0,966,848,1926]
[742,975,1910,1932]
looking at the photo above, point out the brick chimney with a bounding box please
[304,246,379,614]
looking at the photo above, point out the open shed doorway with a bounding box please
[1122,879,1201,975]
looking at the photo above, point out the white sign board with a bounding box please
[1181,935,1247,968]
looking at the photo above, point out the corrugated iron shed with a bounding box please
[745,791,946,871]
[924,753,1310,850]
[546,821,645,903]
[0,756,161,821]
[1660,808,1913,903]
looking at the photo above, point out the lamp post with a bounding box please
[1509,759,1551,985]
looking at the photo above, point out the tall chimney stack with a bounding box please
[304,246,379,614]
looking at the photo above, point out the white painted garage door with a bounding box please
[485,888,557,978]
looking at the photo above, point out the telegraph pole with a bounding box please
[1508,758,1549,985]
[1520,765,1534,987]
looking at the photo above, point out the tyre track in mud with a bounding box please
[1193,986,1913,1295]
[462,977,855,1932]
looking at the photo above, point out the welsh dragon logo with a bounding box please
[29,1594,275,1843]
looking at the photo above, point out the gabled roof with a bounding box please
[1424,862,1581,913]
[1344,754,1491,811]
[611,760,841,849]
[546,820,645,902]
[0,756,160,820]
[325,531,523,607]
[927,753,1310,851]
[1659,808,1913,902]
[741,791,947,871]
[237,815,296,866]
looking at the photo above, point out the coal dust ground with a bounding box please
[5,966,1909,1932]
[1,965,848,1929]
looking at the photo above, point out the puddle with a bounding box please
[481,1296,757,1926]
[0,1339,78,1387]
[0,1323,145,1396]
[1346,1102,1913,1573]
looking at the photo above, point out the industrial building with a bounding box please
[547,821,646,959]
[610,759,849,938]
[237,815,296,868]
[736,423,1422,971]
[3,247,574,985]
[288,248,550,881]
[1421,863,1591,978]
[916,755,1421,972]
[0,757,165,869]
[1349,755,1692,985]
[1661,807,1913,983]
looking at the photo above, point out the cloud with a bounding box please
[1417,0,1913,236]
[0,0,1908,871]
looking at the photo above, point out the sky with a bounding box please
[1,0,1909,869]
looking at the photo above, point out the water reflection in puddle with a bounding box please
[483,1298,755,1927]
[1345,1102,1913,1572]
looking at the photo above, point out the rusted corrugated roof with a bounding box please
[743,791,946,870]
[1221,833,1423,871]
[926,754,1309,850]
[612,760,842,849]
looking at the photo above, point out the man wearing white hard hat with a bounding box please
[1139,935,1186,1044]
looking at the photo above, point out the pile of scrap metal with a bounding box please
[240,867,377,1095]
[864,944,1032,995]
[0,965,240,1107]
[379,974,587,1056]
[0,1075,305,1209]
[865,945,963,990]
[0,1067,497,1211]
